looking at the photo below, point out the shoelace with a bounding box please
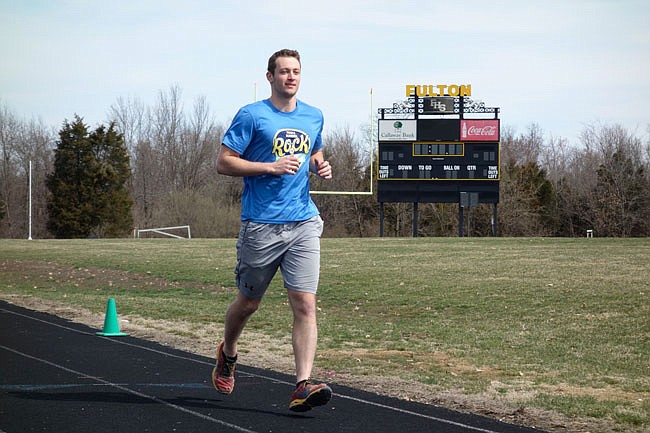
[220,354,236,376]
[296,379,311,390]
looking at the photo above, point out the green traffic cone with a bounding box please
[96,298,127,336]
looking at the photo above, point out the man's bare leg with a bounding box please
[222,292,262,357]
[287,290,318,382]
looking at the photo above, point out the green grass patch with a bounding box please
[532,393,649,427]
[1,237,649,430]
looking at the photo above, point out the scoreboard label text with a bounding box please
[406,84,472,97]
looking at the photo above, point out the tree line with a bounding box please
[1,88,649,239]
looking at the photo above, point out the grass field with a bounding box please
[1,237,649,432]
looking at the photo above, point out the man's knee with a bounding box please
[232,294,262,317]
[288,291,317,318]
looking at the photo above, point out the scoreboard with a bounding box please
[376,87,501,236]
[377,117,500,204]
[378,141,499,181]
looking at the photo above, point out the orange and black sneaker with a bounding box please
[289,380,332,412]
[211,341,236,394]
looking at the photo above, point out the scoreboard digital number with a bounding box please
[378,141,499,181]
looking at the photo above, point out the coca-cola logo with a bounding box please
[467,125,497,136]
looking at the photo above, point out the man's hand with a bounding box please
[271,155,302,176]
[311,157,332,179]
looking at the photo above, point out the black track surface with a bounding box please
[0,301,547,433]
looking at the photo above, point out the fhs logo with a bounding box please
[272,129,310,164]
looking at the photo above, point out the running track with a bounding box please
[0,301,547,433]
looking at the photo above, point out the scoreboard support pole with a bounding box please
[412,202,418,237]
[380,201,497,237]
[378,202,419,237]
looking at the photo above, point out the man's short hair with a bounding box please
[268,49,301,74]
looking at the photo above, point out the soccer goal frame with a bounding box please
[134,225,191,239]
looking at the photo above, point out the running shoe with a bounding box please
[211,341,236,394]
[289,381,332,412]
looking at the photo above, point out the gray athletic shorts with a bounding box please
[235,215,324,299]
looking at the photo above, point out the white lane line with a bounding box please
[2,306,506,433]
[0,383,209,391]
[0,343,258,433]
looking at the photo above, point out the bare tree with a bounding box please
[109,95,149,156]
[110,95,159,228]
[110,86,231,235]
[581,124,649,236]
[497,125,556,236]
[0,103,20,235]
[313,126,376,236]
[0,102,53,238]
[178,95,221,191]
[501,123,544,167]
[17,118,54,238]
[151,85,185,191]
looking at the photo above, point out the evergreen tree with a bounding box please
[47,117,97,238]
[500,160,557,236]
[90,123,133,237]
[47,116,133,238]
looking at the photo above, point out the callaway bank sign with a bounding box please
[379,120,416,141]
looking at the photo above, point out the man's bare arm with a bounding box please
[216,145,301,177]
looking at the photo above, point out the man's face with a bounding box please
[267,56,301,99]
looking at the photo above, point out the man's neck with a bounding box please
[269,94,297,112]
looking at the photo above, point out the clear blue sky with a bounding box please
[1,0,648,145]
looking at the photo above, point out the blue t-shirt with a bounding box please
[222,99,324,223]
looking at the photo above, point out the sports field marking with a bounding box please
[0,343,257,433]
[2,306,507,433]
[0,383,209,392]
